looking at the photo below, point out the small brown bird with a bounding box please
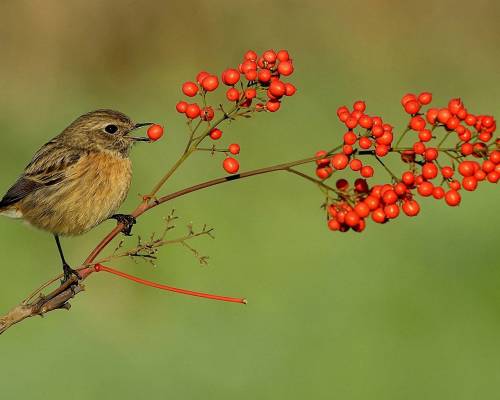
[0,109,152,281]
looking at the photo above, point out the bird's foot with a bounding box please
[111,214,136,236]
[61,262,81,284]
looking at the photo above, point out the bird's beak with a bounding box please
[129,122,154,141]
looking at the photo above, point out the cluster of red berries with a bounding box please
[175,49,296,174]
[315,100,394,180]
[327,178,422,232]
[317,93,498,233]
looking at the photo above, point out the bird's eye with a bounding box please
[104,124,118,134]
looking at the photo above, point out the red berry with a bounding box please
[350,158,362,171]
[328,219,341,231]
[245,88,257,99]
[418,92,432,105]
[201,75,219,91]
[376,132,393,146]
[487,171,499,183]
[426,108,439,124]
[336,178,349,190]
[269,80,286,97]
[258,69,271,83]
[343,131,357,145]
[448,98,463,114]
[223,157,239,174]
[372,125,383,138]
[228,143,240,155]
[489,150,500,164]
[277,61,294,76]
[146,124,164,141]
[424,148,438,161]
[359,136,372,149]
[345,116,358,129]
[371,208,386,223]
[354,178,369,193]
[222,69,240,85]
[413,142,426,154]
[445,189,461,206]
[422,163,438,179]
[432,186,445,199]
[465,114,477,126]
[331,154,349,170]
[285,83,297,96]
[417,182,434,197]
[394,182,407,196]
[410,116,426,131]
[437,108,452,123]
[354,202,370,218]
[446,117,460,130]
[402,200,420,216]
[185,103,201,119]
[277,50,290,62]
[460,143,473,156]
[375,144,389,157]
[196,71,210,85]
[353,101,366,112]
[462,176,478,191]
[449,180,461,190]
[182,81,198,97]
[266,100,281,112]
[343,145,354,155]
[209,128,222,140]
[441,166,454,178]
[316,167,333,180]
[245,70,258,81]
[482,160,495,173]
[384,204,400,219]
[358,115,373,129]
[360,165,374,178]
[401,93,417,106]
[243,50,258,61]
[458,161,475,177]
[176,101,188,113]
[241,60,257,74]
[402,171,415,186]
[404,100,420,114]
[344,211,361,227]
[382,189,398,205]
[200,106,214,121]
[226,88,240,102]
[364,195,380,210]
[418,129,433,142]
[263,49,277,63]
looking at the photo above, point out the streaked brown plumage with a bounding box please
[0,109,152,280]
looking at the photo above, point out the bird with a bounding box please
[0,109,152,282]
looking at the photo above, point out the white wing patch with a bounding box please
[0,208,24,219]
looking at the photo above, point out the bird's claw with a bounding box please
[61,263,81,284]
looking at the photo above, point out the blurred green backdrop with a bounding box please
[1,1,499,399]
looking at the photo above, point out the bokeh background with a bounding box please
[0,1,499,398]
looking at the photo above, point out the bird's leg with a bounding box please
[110,214,136,236]
[54,234,81,283]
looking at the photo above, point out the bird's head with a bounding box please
[60,109,152,156]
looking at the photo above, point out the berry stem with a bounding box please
[286,168,342,196]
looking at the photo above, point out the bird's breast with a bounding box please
[20,151,132,235]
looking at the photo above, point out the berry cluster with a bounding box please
[175,49,296,174]
[316,93,499,233]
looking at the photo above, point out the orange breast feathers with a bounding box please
[19,152,132,236]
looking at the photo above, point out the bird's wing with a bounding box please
[0,140,82,208]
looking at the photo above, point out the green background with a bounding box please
[1,1,499,398]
